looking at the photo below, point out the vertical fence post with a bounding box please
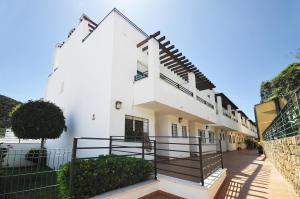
[198,137,204,186]
[142,136,145,159]
[109,136,112,155]
[219,139,224,169]
[154,140,157,180]
[69,138,78,199]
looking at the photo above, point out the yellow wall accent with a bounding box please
[255,97,287,140]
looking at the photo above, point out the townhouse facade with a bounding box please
[45,8,257,152]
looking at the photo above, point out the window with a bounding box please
[198,129,206,143]
[233,136,235,143]
[208,131,214,143]
[229,135,232,143]
[125,115,149,141]
[222,133,225,141]
[172,124,178,137]
[182,126,187,137]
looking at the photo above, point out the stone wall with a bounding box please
[263,135,300,196]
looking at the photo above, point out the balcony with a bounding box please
[133,72,217,124]
[159,73,193,97]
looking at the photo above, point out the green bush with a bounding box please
[25,149,47,165]
[57,155,153,199]
[245,139,255,149]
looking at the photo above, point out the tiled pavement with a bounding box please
[215,150,298,199]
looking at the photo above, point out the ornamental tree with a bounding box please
[10,100,66,149]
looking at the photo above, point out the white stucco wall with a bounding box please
[45,13,115,153]
[45,9,257,156]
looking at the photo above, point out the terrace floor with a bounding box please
[215,150,298,199]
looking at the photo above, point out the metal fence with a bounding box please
[0,136,224,199]
[152,136,223,185]
[100,136,223,185]
[263,89,300,141]
[0,147,71,199]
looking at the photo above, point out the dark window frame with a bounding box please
[125,115,149,141]
[172,124,178,137]
[182,126,187,137]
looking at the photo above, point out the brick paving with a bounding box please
[215,150,298,199]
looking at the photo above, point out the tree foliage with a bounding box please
[10,100,66,140]
[260,62,300,102]
[0,95,21,130]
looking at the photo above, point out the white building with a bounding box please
[45,8,257,152]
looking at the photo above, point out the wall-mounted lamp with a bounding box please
[115,101,122,110]
[205,125,209,130]
[178,117,183,123]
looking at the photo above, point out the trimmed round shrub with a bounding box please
[57,155,153,199]
[10,100,65,141]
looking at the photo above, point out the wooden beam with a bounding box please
[157,36,165,42]
[137,31,160,48]
[142,46,148,51]
[159,50,179,60]
[166,63,181,69]
[164,60,178,67]
[160,45,174,54]
[160,57,174,64]
[162,41,170,47]
[171,60,189,71]
[165,56,185,67]
[173,63,192,73]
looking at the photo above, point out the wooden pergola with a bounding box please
[137,31,215,91]
[215,93,239,110]
[238,110,248,120]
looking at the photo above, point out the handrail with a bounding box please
[196,96,214,109]
[134,71,148,81]
[160,73,193,97]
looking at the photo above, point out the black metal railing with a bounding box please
[160,73,194,97]
[0,136,224,198]
[196,96,214,109]
[263,89,300,141]
[134,71,148,81]
[69,136,224,188]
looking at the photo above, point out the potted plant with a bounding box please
[256,142,263,154]
[237,142,242,151]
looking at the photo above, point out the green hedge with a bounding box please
[25,149,47,165]
[57,155,153,199]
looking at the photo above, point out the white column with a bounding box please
[238,112,242,124]
[217,96,223,115]
[235,110,239,121]
[147,38,160,82]
[227,104,232,117]
[188,72,196,98]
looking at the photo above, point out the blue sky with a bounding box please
[0,0,299,120]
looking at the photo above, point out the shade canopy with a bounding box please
[137,31,215,91]
[215,93,239,110]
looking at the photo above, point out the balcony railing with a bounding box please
[134,71,148,81]
[222,111,231,119]
[160,73,193,97]
[196,96,214,109]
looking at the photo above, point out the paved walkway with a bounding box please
[215,150,298,199]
